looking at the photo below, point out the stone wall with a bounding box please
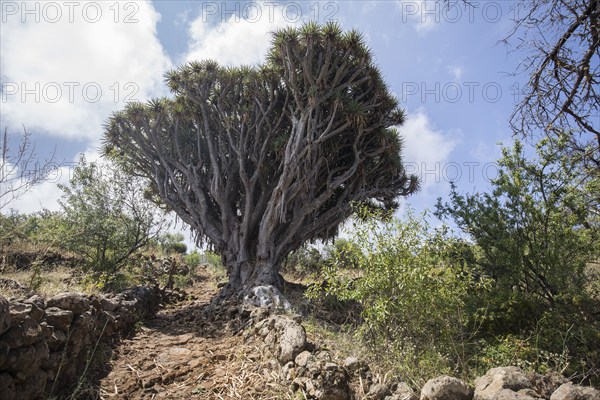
[246,310,600,400]
[0,286,161,400]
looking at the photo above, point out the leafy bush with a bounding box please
[436,139,599,306]
[283,245,325,275]
[56,156,168,289]
[310,208,491,384]
[183,251,201,268]
[158,233,187,255]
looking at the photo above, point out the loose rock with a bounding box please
[421,375,473,400]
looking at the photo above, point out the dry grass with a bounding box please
[0,266,92,298]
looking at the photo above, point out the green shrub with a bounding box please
[183,251,201,268]
[310,207,491,384]
[283,245,325,275]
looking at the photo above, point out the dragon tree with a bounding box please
[103,22,419,297]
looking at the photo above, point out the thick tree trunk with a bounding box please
[218,243,283,301]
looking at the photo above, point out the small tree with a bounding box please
[436,138,599,304]
[57,156,168,286]
[103,23,418,295]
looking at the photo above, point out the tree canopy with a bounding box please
[103,22,418,294]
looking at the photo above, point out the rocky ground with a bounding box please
[96,268,291,400]
[3,263,599,400]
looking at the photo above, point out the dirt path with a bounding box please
[98,268,287,400]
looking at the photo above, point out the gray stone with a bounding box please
[47,292,88,314]
[582,387,600,400]
[0,295,11,335]
[550,382,600,400]
[528,372,568,399]
[21,316,43,346]
[8,302,33,324]
[5,346,39,374]
[255,315,306,364]
[387,382,418,400]
[421,375,473,400]
[0,372,16,400]
[44,307,73,331]
[244,285,291,309]
[344,356,370,379]
[14,368,46,399]
[475,367,532,400]
[99,296,119,312]
[0,340,9,370]
[296,350,314,367]
[367,383,391,400]
[68,312,95,355]
[47,329,67,351]
[1,325,25,348]
[493,389,537,400]
[24,294,45,310]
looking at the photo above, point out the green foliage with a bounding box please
[310,207,491,383]
[183,251,201,268]
[56,156,167,289]
[434,136,600,384]
[436,138,599,305]
[283,245,325,275]
[158,233,187,255]
[104,22,418,289]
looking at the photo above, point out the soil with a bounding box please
[95,267,290,400]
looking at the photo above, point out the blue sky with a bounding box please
[1,0,527,245]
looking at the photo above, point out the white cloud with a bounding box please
[1,1,172,141]
[447,64,464,81]
[399,110,460,192]
[395,0,440,35]
[185,2,294,66]
[1,160,72,213]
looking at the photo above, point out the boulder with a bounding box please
[244,285,291,309]
[44,307,73,331]
[255,315,306,364]
[293,361,350,400]
[475,367,532,400]
[99,296,119,312]
[367,383,391,400]
[421,375,473,400]
[344,356,371,380]
[528,372,568,399]
[0,340,10,369]
[387,382,418,400]
[21,317,43,346]
[296,351,314,368]
[550,382,600,400]
[47,292,88,315]
[0,372,16,400]
[0,295,10,335]
[14,368,46,400]
[9,302,34,324]
[23,295,45,311]
[0,325,25,348]
[493,389,537,399]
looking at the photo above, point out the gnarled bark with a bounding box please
[103,23,419,294]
